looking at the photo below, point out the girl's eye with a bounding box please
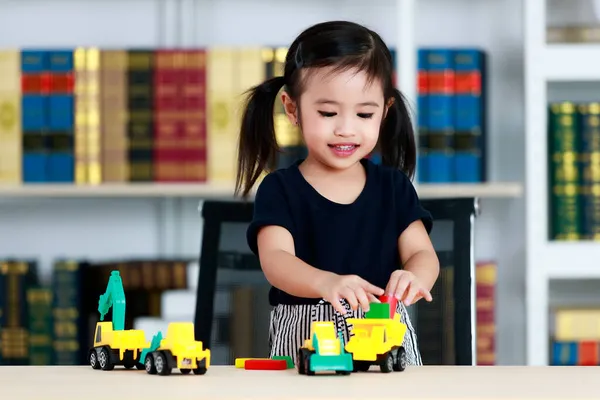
[318,111,336,117]
[358,113,374,119]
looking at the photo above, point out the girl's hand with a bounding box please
[386,269,433,306]
[316,273,385,314]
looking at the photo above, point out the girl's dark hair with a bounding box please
[235,20,417,198]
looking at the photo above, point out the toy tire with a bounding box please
[145,353,157,374]
[394,347,407,372]
[193,359,207,375]
[336,370,351,375]
[380,352,394,373]
[297,349,306,375]
[155,352,172,376]
[99,347,114,371]
[89,349,100,370]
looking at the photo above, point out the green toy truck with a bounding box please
[297,321,353,375]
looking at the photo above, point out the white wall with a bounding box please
[0,0,526,364]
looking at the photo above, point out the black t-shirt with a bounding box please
[246,158,433,307]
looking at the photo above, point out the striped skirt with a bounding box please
[268,299,422,367]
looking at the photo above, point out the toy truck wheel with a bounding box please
[89,349,100,370]
[336,370,351,375]
[154,351,172,375]
[98,347,114,371]
[303,352,315,376]
[380,352,394,373]
[144,353,157,374]
[393,347,407,371]
[193,359,207,375]
[297,349,306,375]
[123,353,136,369]
[353,361,370,372]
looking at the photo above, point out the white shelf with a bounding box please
[544,242,600,279]
[0,182,523,199]
[543,44,600,81]
[525,0,600,366]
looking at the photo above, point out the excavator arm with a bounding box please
[98,270,126,331]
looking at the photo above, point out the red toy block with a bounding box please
[244,359,288,370]
[379,295,398,318]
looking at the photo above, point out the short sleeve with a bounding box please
[395,171,433,236]
[246,173,295,256]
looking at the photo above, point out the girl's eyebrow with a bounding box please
[314,98,380,107]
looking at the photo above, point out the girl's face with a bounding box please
[282,66,387,172]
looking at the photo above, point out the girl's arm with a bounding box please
[398,219,440,292]
[256,225,337,299]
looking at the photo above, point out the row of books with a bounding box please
[551,308,600,365]
[548,101,600,241]
[0,46,487,186]
[0,258,192,366]
[0,254,498,366]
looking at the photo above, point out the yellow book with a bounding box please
[206,47,238,183]
[0,50,22,184]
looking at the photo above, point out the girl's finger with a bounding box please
[402,284,420,305]
[329,296,347,315]
[393,274,412,301]
[422,288,433,302]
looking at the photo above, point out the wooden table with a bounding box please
[1,365,599,399]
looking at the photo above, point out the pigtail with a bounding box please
[235,76,286,198]
[379,88,417,180]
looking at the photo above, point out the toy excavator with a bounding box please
[88,270,149,371]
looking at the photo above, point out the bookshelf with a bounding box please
[524,0,600,366]
[0,182,524,199]
[0,0,527,365]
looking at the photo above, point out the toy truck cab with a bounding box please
[89,321,149,370]
[142,322,211,376]
[297,321,353,375]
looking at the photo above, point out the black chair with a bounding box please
[193,197,478,366]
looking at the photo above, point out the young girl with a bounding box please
[235,20,440,367]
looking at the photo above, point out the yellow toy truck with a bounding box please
[297,321,353,375]
[89,271,149,371]
[345,297,408,373]
[141,322,211,376]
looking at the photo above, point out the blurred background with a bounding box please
[0,0,597,369]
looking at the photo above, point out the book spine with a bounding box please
[127,50,154,181]
[206,47,237,182]
[548,102,581,240]
[417,49,429,182]
[453,49,486,183]
[47,50,75,182]
[74,48,88,184]
[51,260,84,365]
[21,50,49,182]
[551,341,578,365]
[27,287,53,365]
[74,47,102,185]
[183,49,207,182]
[153,49,184,182]
[475,261,496,365]
[0,50,22,184]
[578,102,600,240]
[425,49,455,183]
[100,50,128,182]
[0,261,31,365]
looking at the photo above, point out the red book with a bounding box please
[182,49,207,182]
[153,49,186,182]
